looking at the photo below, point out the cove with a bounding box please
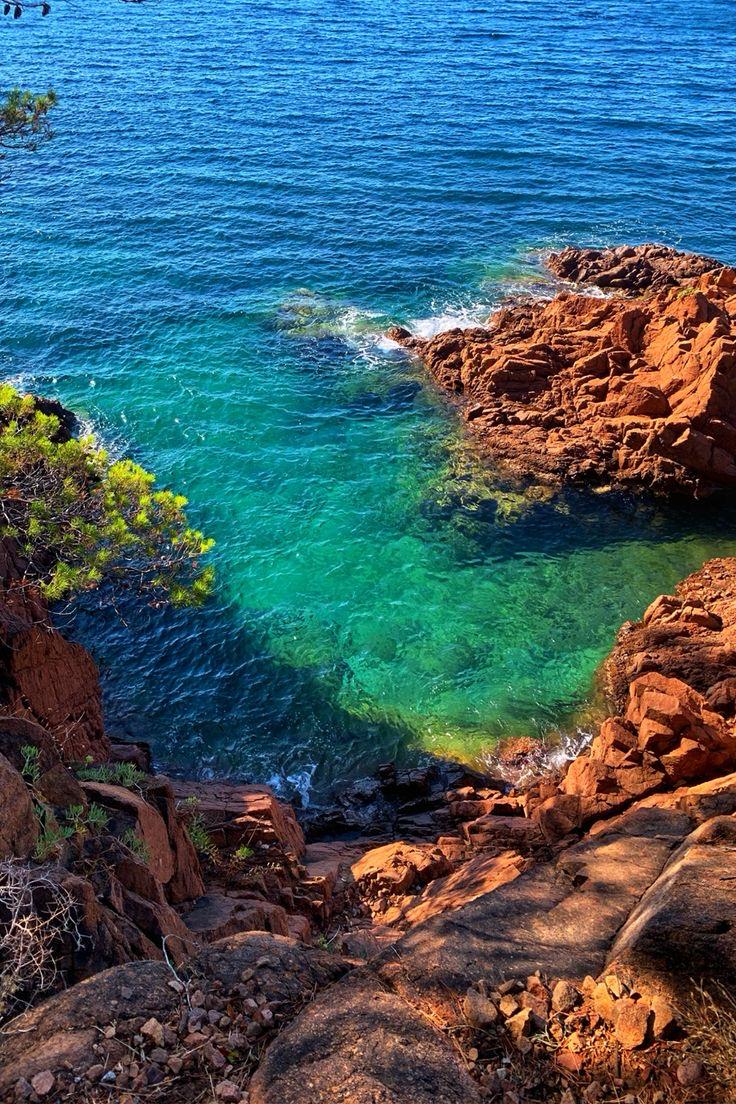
[2,0,736,799]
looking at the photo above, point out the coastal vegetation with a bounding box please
[0,383,214,605]
[0,87,55,157]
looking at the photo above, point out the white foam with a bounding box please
[480,726,594,788]
[409,302,494,340]
[268,762,317,808]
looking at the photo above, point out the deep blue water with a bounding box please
[2,1,736,799]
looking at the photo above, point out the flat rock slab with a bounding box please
[609,814,736,991]
[249,972,481,1104]
[380,805,689,1012]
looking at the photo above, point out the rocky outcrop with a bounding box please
[0,751,38,858]
[390,244,736,495]
[547,242,722,293]
[0,933,347,1102]
[0,538,107,761]
[605,555,736,710]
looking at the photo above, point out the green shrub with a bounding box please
[33,806,73,862]
[75,760,147,791]
[232,844,254,863]
[178,796,218,859]
[120,827,150,864]
[0,384,214,605]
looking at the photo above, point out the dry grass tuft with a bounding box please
[686,981,736,1104]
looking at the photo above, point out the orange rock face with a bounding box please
[390,245,736,495]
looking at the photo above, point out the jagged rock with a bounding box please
[351,841,451,901]
[391,248,736,495]
[606,557,736,710]
[145,776,204,903]
[386,850,525,928]
[0,540,108,761]
[171,779,305,857]
[547,243,721,292]
[81,781,175,884]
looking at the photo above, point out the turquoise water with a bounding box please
[2,1,736,796]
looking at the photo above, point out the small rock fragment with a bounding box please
[605,973,624,998]
[464,988,498,1028]
[614,997,650,1050]
[651,994,677,1039]
[592,981,617,1024]
[215,1081,242,1102]
[505,1007,533,1046]
[30,1072,54,1097]
[552,979,580,1014]
[498,994,520,1018]
[141,1017,165,1047]
[676,1058,704,1087]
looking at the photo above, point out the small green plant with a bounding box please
[61,802,109,838]
[187,816,216,858]
[120,827,150,865]
[232,844,254,864]
[84,803,109,833]
[75,760,147,791]
[179,796,217,859]
[20,744,40,785]
[33,807,73,862]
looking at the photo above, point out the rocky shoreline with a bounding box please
[389,243,736,496]
[1,244,736,1103]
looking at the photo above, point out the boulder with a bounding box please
[183,892,290,941]
[351,841,451,899]
[249,973,482,1104]
[608,815,736,991]
[0,752,38,858]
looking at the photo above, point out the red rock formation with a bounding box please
[547,242,721,292]
[390,245,736,495]
[0,538,108,762]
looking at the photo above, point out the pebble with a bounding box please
[551,979,580,1014]
[141,1017,165,1047]
[215,1081,242,1103]
[30,1072,54,1097]
[463,988,498,1028]
[676,1058,705,1087]
[168,1056,184,1075]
